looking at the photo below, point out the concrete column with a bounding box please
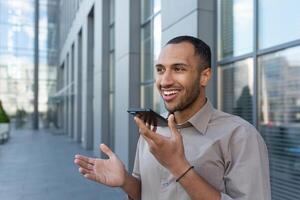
[65,55,69,135]
[114,0,140,170]
[197,0,217,106]
[93,0,107,156]
[33,0,39,129]
[161,0,216,106]
[68,49,73,137]
[81,6,95,150]
[74,30,82,143]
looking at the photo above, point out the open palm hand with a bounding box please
[74,144,126,187]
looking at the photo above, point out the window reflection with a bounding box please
[259,0,300,49]
[140,0,161,112]
[0,0,58,129]
[219,59,254,123]
[259,46,300,198]
[218,0,253,58]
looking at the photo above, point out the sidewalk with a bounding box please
[0,129,126,200]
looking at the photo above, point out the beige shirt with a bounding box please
[132,100,271,200]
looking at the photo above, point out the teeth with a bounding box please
[163,90,178,96]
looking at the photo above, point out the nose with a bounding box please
[159,70,174,87]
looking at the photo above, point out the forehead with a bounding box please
[157,42,197,64]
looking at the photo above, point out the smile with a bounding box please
[163,90,179,96]
[161,89,180,101]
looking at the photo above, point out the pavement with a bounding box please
[0,128,126,200]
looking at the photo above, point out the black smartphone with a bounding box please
[127,108,168,127]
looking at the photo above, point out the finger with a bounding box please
[168,114,180,139]
[74,158,94,170]
[134,117,156,140]
[145,122,151,130]
[79,167,93,175]
[84,173,97,181]
[151,125,157,132]
[100,143,114,158]
[75,154,95,165]
[135,116,164,146]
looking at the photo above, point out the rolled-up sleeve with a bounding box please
[222,124,271,200]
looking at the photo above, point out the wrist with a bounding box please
[120,171,130,189]
[169,160,190,178]
[176,166,194,182]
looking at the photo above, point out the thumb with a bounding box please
[100,143,114,158]
[168,114,180,138]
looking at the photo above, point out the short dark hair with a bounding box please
[166,35,211,69]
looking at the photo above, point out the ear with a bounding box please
[200,68,211,86]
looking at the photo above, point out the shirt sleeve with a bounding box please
[223,124,271,200]
[127,137,142,200]
[132,136,142,180]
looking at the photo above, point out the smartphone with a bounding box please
[127,108,168,127]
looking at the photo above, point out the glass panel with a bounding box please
[109,52,115,92]
[0,0,34,26]
[259,0,300,49]
[153,13,161,61]
[219,58,254,123]
[153,83,163,113]
[141,85,154,109]
[141,0,152,22]
[153,0,161,14]
[258,46,300,200]
[218,0,253,59]
[0,0,36,129]
[141,22,153,82]
[109,92,115,150]
[0,24,34,52]
[0,0,58,129]
[109,0,115,24]
[108,3,115,150]
[109,25,115,51]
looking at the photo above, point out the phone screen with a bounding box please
[127,108,168,127]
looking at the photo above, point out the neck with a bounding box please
[174,94,207,124]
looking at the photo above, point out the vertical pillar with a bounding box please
[114,0,140,170]
[33,0,39,129]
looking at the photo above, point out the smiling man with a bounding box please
[74,36,271,200]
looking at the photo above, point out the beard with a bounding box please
[164,76,201,113]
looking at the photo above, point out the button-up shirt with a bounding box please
[132,99,271,200]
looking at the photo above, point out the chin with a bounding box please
[164,103,178,113]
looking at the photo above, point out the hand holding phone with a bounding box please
[127,108,168,127]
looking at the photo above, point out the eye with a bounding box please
[174,65,185,72]
[155,66,165,74]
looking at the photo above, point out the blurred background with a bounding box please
[0,0,300,199]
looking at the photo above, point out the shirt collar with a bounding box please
[163,99,214,134]
[187,99,214,135]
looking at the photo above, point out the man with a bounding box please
[74,36,271,200]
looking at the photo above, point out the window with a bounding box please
[218,0,253,59]
[258,46,300,199]
[219,59,253,123]
[218,0,300,199]
[108,0,115,150]
[258,0,300,49]
[140,0,161,111]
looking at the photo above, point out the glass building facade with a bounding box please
[218,0,300,199]
[0,0,58,128]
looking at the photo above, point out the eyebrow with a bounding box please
[155,63,189,67]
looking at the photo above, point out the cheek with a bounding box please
[178,74,199,89]
[155,78,160,89]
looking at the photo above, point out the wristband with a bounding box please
[175,166,194,182]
